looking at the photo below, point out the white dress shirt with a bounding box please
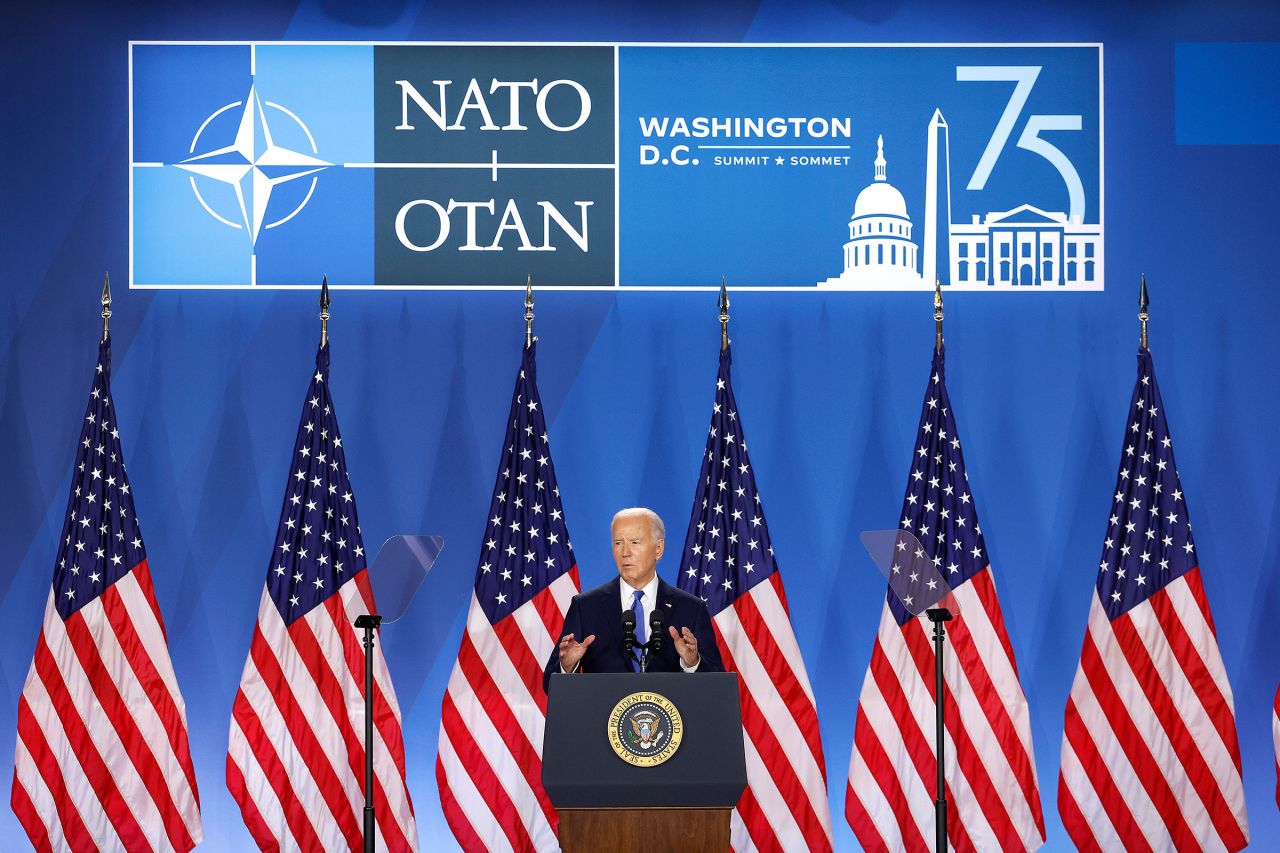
[620,574,659,642]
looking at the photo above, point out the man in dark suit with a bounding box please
[543,507,724,692]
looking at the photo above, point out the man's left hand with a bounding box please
[669,625,700,668]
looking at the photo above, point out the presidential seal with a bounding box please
[607,691,684,767]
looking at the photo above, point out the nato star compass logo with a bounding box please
[175,85,330,245]
[607,692,684,767]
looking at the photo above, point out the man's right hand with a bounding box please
[558,632,595,672]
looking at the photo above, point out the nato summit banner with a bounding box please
[131,43,1101,291]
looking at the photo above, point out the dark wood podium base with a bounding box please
[557,807,731,853]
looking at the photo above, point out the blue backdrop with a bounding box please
[3,1,1279,850]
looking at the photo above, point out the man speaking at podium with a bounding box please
[543,507,724,691]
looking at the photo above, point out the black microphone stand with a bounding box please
[354,613,382,853]
[622,610,637,670]
[926,607,953,853]
[641,613,665,672]
[638,636,663,672]
[624,611,667,673]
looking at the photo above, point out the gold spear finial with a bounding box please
[933,276,944,351]
[524,275,534,348]
[100,273,112,343]
[1138,274,1149,350]
[719,276,730,351]
[319,275,331,347]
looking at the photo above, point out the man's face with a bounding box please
[612,516,664,589]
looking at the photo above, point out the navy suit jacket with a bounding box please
[542,575,724,693]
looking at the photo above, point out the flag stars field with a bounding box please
[1096,378,1196,618]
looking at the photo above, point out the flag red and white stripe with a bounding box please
[436,342,581,852]
[846,570,1045,853]
[1058,347,1248,851]
[227,573,417,851]
[227,571,412,850]
[678,346,833,853]
[846,349,1045,852]
[712,576,833,852]
[12,339,202,852]
[1058,576,1248,851]
[14,568,204,853]
[436,572,581,852]
[226,345,416,851]
[1273,683,1280,811]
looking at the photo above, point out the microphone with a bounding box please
[647,610,665,653]
[639,610,665,673]
[621,609,637,659]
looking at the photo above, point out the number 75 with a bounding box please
[957,66,1085,224]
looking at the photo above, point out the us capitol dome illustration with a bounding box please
[820,134,922,289]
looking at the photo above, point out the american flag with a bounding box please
[226,344,417,851]
[678,346,834,853]
[11,338,203,852]
[846,348,1045,852]
[436,341,580,852]
[1058,347,1249,851]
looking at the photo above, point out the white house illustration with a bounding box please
[819,135,923,289]
[949,205,1102,287]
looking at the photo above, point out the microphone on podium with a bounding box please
[648,610,665,653]
[621,609,637,665]
[642,610,665,672]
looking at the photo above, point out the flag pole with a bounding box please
[319,275,331,348]
[1138,274,1149,350]
[525,275,535,349]
[101,273,112,343]
[719,276,730,352]
[927,275,952,852]
[934,276,943,352]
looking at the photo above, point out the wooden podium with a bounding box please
[557,807,729,853]
[543,673,746,853]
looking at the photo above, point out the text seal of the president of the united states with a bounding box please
[607,691,684,767]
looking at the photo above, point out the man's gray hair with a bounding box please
[612,507,665,542]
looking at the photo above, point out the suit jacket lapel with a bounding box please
[655,577,679,635]
[655,576,673,610]
[601,576,623,648]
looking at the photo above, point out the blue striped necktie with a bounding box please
[630,589,645,671]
